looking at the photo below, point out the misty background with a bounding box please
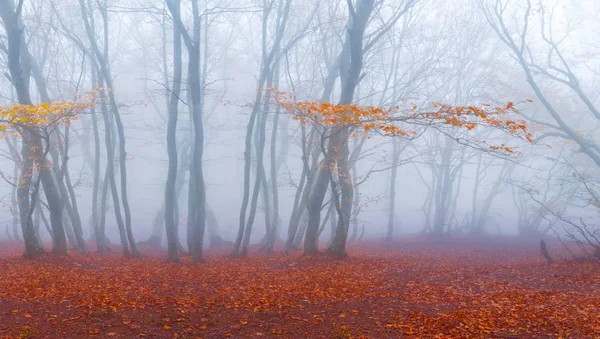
[1,0,599,254]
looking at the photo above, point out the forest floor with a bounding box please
[0,236,598,339]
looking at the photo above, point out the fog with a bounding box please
[1,0,599,259]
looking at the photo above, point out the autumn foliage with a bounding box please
[0,89,101,134]
[0,239,598,338]
[269,89,534,153]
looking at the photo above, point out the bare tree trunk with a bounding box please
[206,203,225,246]
[89,64,106,251]
[317,201,334,238]
[33,200,41,240]
[263,62,282,253]
[232,0,292,257]
[1,1,48,257]
[240,71,275,255]
[39,202,52,240]
[258,164,272,249]
[186,165,197,253]
[79,0,138,256]
[167,0,207,261]
[164,0,183,263]
[304,160,331,254]
[328,202,338,247]
[432,136,454,235]
[285,126,316,253]
[55,124,87,253]
[350,164,360,241]
[11,161,21,241]
[470,153,483,233]
[294,209,308,248]
[325,0,375,258]
[61,211,77,247]
[386,139,400,241]
[98,74,130,256]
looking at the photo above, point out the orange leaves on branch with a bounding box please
[0,88,103,135]
[268,89,534,152]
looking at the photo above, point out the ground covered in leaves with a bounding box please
[0,237,598,338]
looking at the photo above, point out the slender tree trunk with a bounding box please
[284,126,315,253]
[55,124,86,253]
[263,62,282,252]
[164,0,183,262]
[1,2,46,257]
[79,0,137,256]
[168,0,207,262]
[98,74,130,256]
[470,153,483,233]
[350,164,359,241]
[386,139,400,241]
[317,201,334,238]
[89,64,106,251]
[324,0,374,258]
[431,136,452,235]
[232,0,292,257]
[186,165,197,253]
[39,203,52,240]
[33,200,41,240]
[2,1,69,256]
[294,209,309,248]
[206,204,225,246]
[240,88,272,255]
[327,127,353,257]
[11,161,21,241]
[304,159,330,254]
[258,165,272,249]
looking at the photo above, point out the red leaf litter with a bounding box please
[0,237,598,338]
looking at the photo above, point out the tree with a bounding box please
[76,0,138,256]
[273,87,533,256]
[167,0,209,261]
[0,96,97,256]
[1,0,96,257]
[164,0,183,263]
[480,0,600,254]
[232,0,303,257]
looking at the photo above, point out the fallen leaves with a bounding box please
[0,238,598,338]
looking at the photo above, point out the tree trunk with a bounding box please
[79,0,137,256]
[206,204,225,246]
[263,61,282,252]
[1,1,45,257]
[11,161,21,241]
[232,0,292,257]
[386,139,400,241]
[325,0,375,258]
[89,64,106,251]
[164,0,183,263]
[350,164,360,241]
[284,126,316,253]
[304,160,330,254]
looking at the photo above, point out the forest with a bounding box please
[0,0,599,337]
